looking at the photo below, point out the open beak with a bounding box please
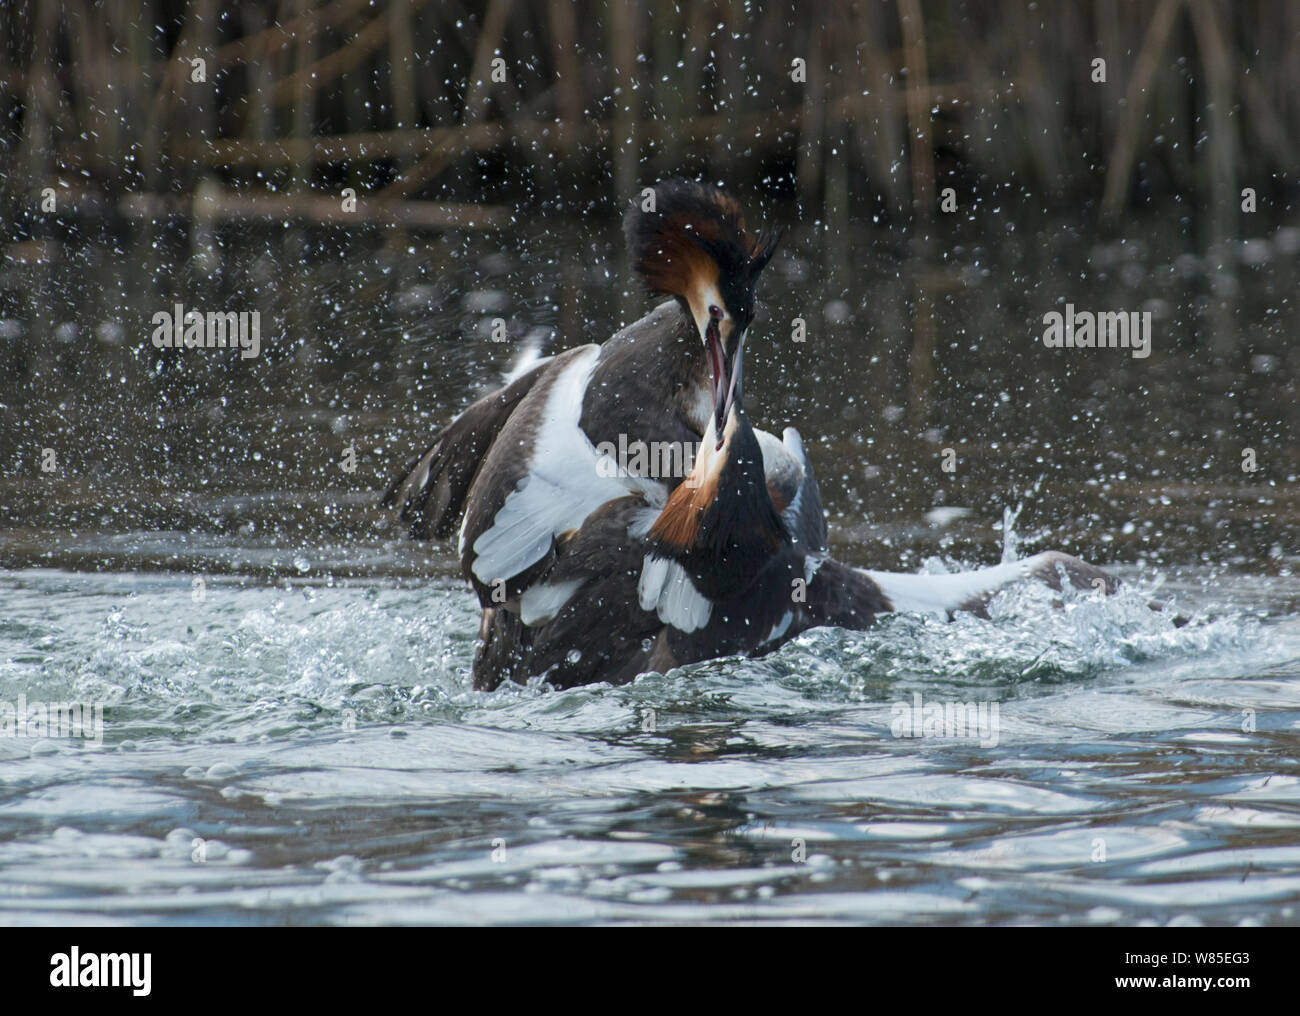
[706,322,743,451]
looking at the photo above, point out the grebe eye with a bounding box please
[708,305,724,320]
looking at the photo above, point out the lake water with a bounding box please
[1,207,1297,924]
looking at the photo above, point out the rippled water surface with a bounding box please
[2,561,1298,926]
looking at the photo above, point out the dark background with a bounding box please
[0,0,1296,581]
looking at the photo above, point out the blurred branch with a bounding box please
[1101,0,1184,221]
[270,0,434,106]
[463,0,515,125]
[0,0,1291,221]
[118,188,508,229]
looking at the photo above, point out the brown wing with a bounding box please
[381,358,553,540]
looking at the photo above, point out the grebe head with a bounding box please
[624,179,781,445]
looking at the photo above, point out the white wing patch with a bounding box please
[457,503,471,559]
[638,555,712,633]
[756,425,817,538]
[778,427,808,526]
[627,504,662,539]
[754,427,795,482]
[520,579,584,626]
[503,338,552,385]
[470,346,658,584]
[761,610,794,646]
[864,553,1058,617]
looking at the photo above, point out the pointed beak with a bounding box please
[706,323,743,451]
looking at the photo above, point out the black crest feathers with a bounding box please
[623,180,781,302]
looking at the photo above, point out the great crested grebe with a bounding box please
[383,179,1122,689]
[383,182,778,602]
